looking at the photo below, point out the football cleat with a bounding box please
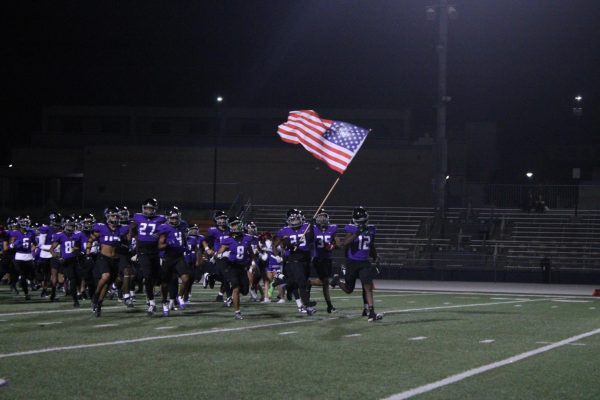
[305,307,316,316]
[162,302,170,317]
[234,312,244,320]
[147,304,157,316]
[298,306,307,314]
[124,297,134,308]
[327,305,337,314]
[367,312,383,322]
[225,297,233,307]
[177,296,186,310]
[277,298,286,304]
[94,303,102,317]
[362,308,369,317]
[262,298,271,304]
[202,272,210,289]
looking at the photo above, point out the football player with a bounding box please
[273,208,316,315]
[78,213,98,300]
[202,210,232,305]
[127,198,166,316]
[157,206,191,316]
[1,218,19,295]
[245,221,262,302]
[216,216,257,320]
[331,206,383,322]
[257,231,284,304]
[37,212,63,301]
[309,209,337,313]
[49,216,85,307]
[8,215,37,300]
[183,224,205,304]
[86,207,123,317]
[116,206,135,307]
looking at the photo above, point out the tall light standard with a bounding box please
[213,96,224,211]
[427,1,456,221]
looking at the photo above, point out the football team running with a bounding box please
[0,199,383,322]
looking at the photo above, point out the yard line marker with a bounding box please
[552,299,590,303]
[590,307,596,310]
[94,324,118,328]
[279,331,297,335]
[382,327,600,400]
[344,334,362,338]
[0,319,323,359]
[155,326,176,330]
[39,322,63,326]
[514,305,522,307]
[443,302,452,305]
[0,306,121,318]
[479,339,495,344]
[409,336,427,341]
[383,298,545,316]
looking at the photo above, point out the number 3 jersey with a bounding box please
[344,224,376,261]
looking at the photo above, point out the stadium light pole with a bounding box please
[427,0,456,223]
[213,96,224,211]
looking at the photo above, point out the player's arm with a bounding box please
[216,243,228,257]
[86,231,100,256]
[127,221,138,241]
[202,239,215,257]
[49,240,61,259]
[158,233,168,250]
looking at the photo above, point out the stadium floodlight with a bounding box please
[526,172,534,179]
[216,96,224,103]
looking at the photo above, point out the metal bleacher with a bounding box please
[245,204,600,283]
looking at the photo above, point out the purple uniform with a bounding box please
[133,213,166,252]
[206,226,230,252]
[185,234,205,265]
[93,223,123,248]
[220,234,255,265]
[277,223,311,256]
[344,224,376,261]
[313,224,337,259]
[157,223,187,257]
[80,230,100,255]
[10,229,37,261]
[51,231,83,260]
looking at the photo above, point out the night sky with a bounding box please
[5,0,600,179]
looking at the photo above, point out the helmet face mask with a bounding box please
[63,217,77,234]
[214,210,228,228]
[142,198,158,217]
[49,212,63,229]
[315,210,329,228]
[104,207,120,227]
[187,224,199,236]
[228,217,244,235]
[18,215,31,229]
[167,206,181,227]
[81,214,96,231]
[352,207,369,226]
[286,208,303,228]
[7,217,18,230]
[119,206,131,224]
[245,222,257,235]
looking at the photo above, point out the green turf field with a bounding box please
[1,285,599,399]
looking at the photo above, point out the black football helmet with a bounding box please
[214,210,228,227]
[104,206,120,226]
[32,222,41,234]
[187,224,199,237]
[119,206,131,224]
[315,209,330,228]
[81,213,96,231]
[352,206,369,225]
[245,221,258,235]
[228,216,244,234]
[17,215,31,229]
[142,198,158,217]
[48,212,63,229]
[166,206,182,227]
[286,208,303,228]
[6,217,18,230]
[63,216,77,234]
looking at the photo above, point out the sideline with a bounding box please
[381,327,600,400]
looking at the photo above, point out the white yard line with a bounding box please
[0,299,542,359]
[0,319,321,359]
[382,298,545,315]
[382,327,600,400]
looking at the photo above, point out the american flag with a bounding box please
[277,110,370,174]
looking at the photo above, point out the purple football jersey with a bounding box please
[277,223,311,255]
[38,224,58,258]
[10,229,37,254]
[80,230,100,254]
[206,226,230,251]
[185,234,205,264]
[220,234,255,265]
[157,223,186,257]
[344,224,376,261]
[92,223,123,248]
[132,213,166,245]
[52,231,82,260]
[313,224,337,258]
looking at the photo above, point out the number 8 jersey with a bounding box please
[344,223,376,261]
